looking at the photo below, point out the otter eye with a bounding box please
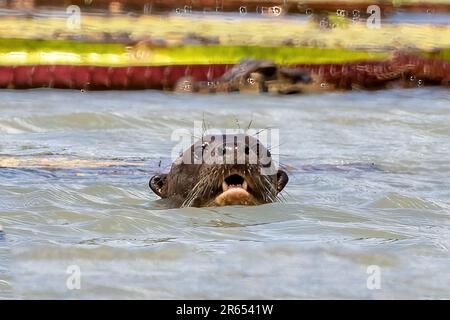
[193,144,207,161]
[199,142,209,158]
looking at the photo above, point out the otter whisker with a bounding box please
[267,141,288,151]
[234,116,241,130]
[250,126,279,138]
[278,190,290,202]
[246,116,254,131]
[181,166,224,207]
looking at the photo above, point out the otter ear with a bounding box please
[149,174,168,198]
[276,170,289,193]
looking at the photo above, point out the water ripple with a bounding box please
[1,88,450,298]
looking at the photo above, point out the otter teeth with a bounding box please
[222,179,248,192]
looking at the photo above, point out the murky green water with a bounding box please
[0,88,449,299]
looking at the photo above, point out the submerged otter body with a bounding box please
[149,134,288,207]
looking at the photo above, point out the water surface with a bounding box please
[0,88,449,299]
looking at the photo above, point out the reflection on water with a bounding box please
[0,88,450,299]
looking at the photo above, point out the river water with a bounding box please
[0,88,449,299]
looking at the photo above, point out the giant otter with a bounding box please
[149,134,289,207]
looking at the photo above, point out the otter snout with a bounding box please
[149,133,289,207]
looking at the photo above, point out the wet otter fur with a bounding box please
[149,134,288,207]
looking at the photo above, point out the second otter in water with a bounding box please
[149,134,288,207]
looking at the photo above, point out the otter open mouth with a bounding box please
[222,174,248,192]
[215,174,256,206]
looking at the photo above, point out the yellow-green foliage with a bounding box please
[0,38,389,66]
[1,13,450,66]
[151,46,388,65]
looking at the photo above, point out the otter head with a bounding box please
[149,134,288,207]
